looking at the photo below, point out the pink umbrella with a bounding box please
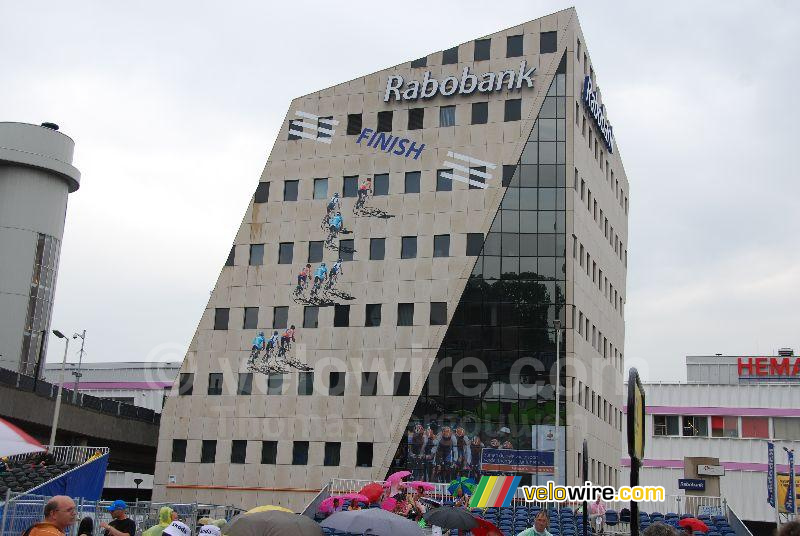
[380,498,397,512]
[385,471,411,486]
[319,495,348,513]
[402,481,436,491]
[0,418,45,457]
[342,493,370,503]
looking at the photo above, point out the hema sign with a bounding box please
[384,61,536,102]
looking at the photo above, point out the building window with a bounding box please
[394,372,410,396]
[347,113,362,135]
[741,416,769,438]
[408,108,424,130]
[288,119,301,140]
[469,166,486,189]
[540,31,557,54]
[502,165,517,187]
[243,307,259,329]
[214,308,229,330]
[410,56,427,68]
[318,116,333,139]
[178,373,193,396]
[254,182,269,203]
[231,440,247,464]
[401,236,418,259]
[278,242,294,264]
[442,46,458,65]
[237,373,253,395]
[308,241,323,263]
[654,415,679,436]
[334,304,350,327]
[404,171,420,194]
[682,416,708,437]
[261,441,277,464]
[507,34,523,57]
[433,234,450,257]
[324,442,341,466]
[370,238,385,260]
[361,372,378,396]
[329,371,345,396]
[504,99,521,121]
[711,416,738,438]
[471,102,488,125]
[440,105,456,127]
[200,440,217,463]
[283,180,298,201]
[356,442,373,467]
[207,373,223,395]
[365,304,381,327]
[303,306,319,328]
[265,373,283,395]
[339,239,354,261]
[343,175,358,197]
[466,233,484,255]
[377,111,393,132]
[437,169,453,191]
[313,178,328,200]
[171,439,187,462]
[273,306,288,329]
[373,173,389,196]
[397,303,414,326]
[774,418,800,440]
[249,244,264,266]
[225,246,235,266]
[292,441,309,465]
[298,371,314,395]
[474,38,491,61]
[430,302,447,325]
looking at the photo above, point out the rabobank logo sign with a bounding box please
[384,61,536,102]
[582,75,614,153]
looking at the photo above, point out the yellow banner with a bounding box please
[777,474,800,514]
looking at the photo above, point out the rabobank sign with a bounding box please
[384,61,536,102]
[582,75,614,153]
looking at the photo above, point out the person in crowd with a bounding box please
[590,497,606,534]
[198,524,221,536]
[517,511,552,536]
[501,440,514,450]
[0,457,8,471]
[100,500,136,536]
[407,424,426,481]
[406,489,427,522]
[779,521,800,536]
[453,426,471,477]
[142,507,174,536]
[452,487,469,508]
[28,496,77,536]
[162,521,190,536]
[469,434,484,481]
[643,523,680,536]
[422,427,437,481]
[433,426,457,482]
[76,517,94,536]
[169,511,180,522]
[348,501,361,511]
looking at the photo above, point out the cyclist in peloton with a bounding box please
[312,262,328,295]
[327,258,344,289]
[250,331,266,362]
[280,325,296,354]
[266,330,280,357]
[356,177,372,209]
[327,192,341,216]
[296,263,312,293]
[329,212,343,241]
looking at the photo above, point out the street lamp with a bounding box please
[553,319,562,486]
[134,477,143,505]
[71,330,86,403]
[49,330,70,447]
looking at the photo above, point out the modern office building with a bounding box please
[0,122,80,377]
[621,352,800,524]
[43,361,181,413]
[155,7,629,511]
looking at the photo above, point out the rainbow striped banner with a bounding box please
[469,475,522,508]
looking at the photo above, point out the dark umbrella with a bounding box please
[321,509,423,536]
[423,507,479,530]
[227,511,322,536]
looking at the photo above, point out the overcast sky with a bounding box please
[3,1,799,382]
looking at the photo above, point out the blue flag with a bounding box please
[786,449,796,514]
[768,442,775,507]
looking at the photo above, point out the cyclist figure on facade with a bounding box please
[311,262,327,299]
[327,212,343,245]
[355,177,372,211]
[294,263,312,297]
[249,331,266,364]
[326,258,344,291]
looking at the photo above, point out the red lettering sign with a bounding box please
[756,358,768,375]
[771,358,791,376]
[738,357,800,377]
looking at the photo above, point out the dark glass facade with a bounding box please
[388,55,568,486]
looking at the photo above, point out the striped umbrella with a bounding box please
[448,477,477,496]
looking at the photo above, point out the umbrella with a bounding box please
[227,511,322,536]
[448,477,477,496]
[0,418,45,458]
[385,470,412,485]
[359,482,384,503]
[402,481,436,491]
[319,496,347,514]
[419,497,442,509]
[380,498,397,511]
[342,493,370,503]
[471,517,503,536]
[321,509,423,536]
[246,505,293,514]
[679,518,709,533]
[423,507,479,530]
